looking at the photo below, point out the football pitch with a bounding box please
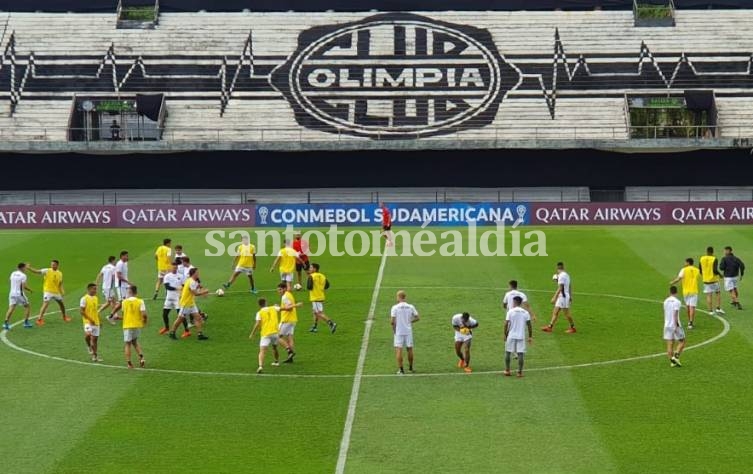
[1,226,751,473]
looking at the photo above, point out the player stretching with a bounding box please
[223,236,257,294]
[663,286,685,367]
[720,246,745,310]
[80,283,102,362]
[121,285,147,369]
[292,231,310,288]
[391,290,419,374]
[96,256,118,314]
[249,298,281,374]
[504,296,533,377]
[670,258,700,329]
[4,263,35,330]
[108,251,130,324]
[153,238,173,300]
[269,240,302,292]
[160,260,185,335]
[36,260,70,326]
[307,263,336,333]
[277,283,302,363]
[542,262,575,333]
[170,267,209,340]
[502,280,537,322]
[380,202,393,246]
[699,247,724,315]
[451,312,478,373]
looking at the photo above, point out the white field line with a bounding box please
[334,250,389,474]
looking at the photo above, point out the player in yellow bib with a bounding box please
[277,283,303,363]
[121,285,147,369]
[223,236,257,294]
[269,241,303,292]
[248,298,281,374]
[35,259,71,325]
[80,283,102,362]
[170,267,209,341]
[306,263,336,334]
[699,246,724,315]
[670,257,701,329]
[153,238,173,300]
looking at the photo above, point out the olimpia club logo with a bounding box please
[271,13,520,139]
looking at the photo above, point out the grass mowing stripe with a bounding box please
[335,250,388,474]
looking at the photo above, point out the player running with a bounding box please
[153,238,173,300]
[269,241,302,292]
[542,262,576,333]
[96,256,118,314]
[36,259,70,326]
[391,290,419,375]
[670,258,701,329]
[277,283,302,363]
[306,263,336,333]
[504,296,533,377]
[249,298,281,374]
[451,312,478,373]
[719,246,745,310]
[169,267,209,341]
[699,247,724,315]
[380,202,393,246]
[80,283,102,362]
[502,280,537,322]
[121,285,147,369]
[292,231,310,288]
[160,260,186,335]
[663,286,685,368]
[4,263,35,330]
[223,235,257,294]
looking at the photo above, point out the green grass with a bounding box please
[1,226,752,473]
[635,3,673,20]
[119,6,156,22]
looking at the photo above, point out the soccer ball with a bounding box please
[215,288,225,297]
[293,283,303,291]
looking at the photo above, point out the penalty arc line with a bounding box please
[334,249,388,474]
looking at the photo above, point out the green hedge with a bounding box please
[120,6,155,21]
[635,3,673,20]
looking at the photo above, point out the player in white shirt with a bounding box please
[663,286,686,368]
[96,256,118,313]
[542,262,576,334]
[178,256,195,282]
[504,295,533,377]
[502,280,537,322]
[4,263,35,330]
[108,251,131,324]
[174,245,187,261]
[451,312,478,373]
[160,260,185,335]
[390,290,420,374]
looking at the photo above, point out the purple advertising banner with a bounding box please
[0,205,255,228]
[531,202,753,225]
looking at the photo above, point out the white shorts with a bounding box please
[84,324,101,337]
[123,328,141,342]
[180,306,198,317]
[663,327,686,341]
[164,297,180,310]
[280,273,294,282]
[505,338,527,353]
[43,292,63,302]
[724,277,738,291]
[102,287,117,300]
[703,283,720,294]
[118,284,130,300]
[394,333,414,348]
[684,295,698,307]
[260,334,279,347]
[235,266,254,275]
[311,302,324,313]
[279,322,296,337]
[555,296,571,309]
[157,270,168,278]
[454,333,473,344]
[9,295,28,306]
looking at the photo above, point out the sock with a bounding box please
[162,309,170,329]
[518,353,525,372]
[504,352,511,370]
[138,354,144,359]
[182,318,189,331]
[312,322,318,328]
